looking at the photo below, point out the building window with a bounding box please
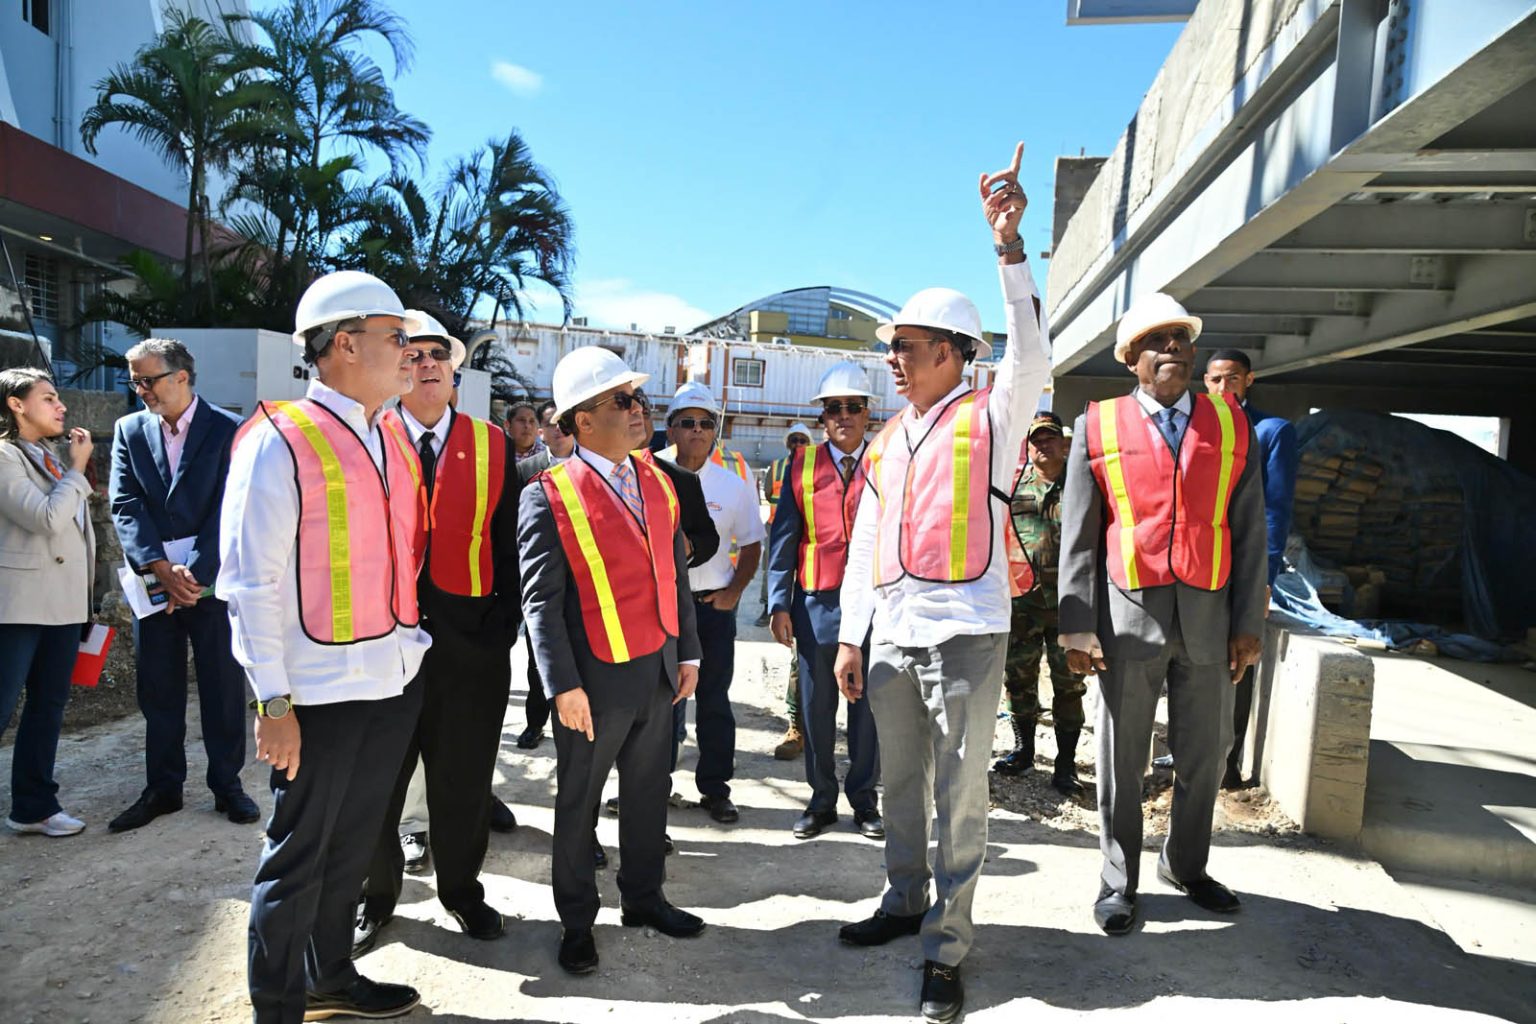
[23,253,60,328]
[732,357,764,388]
[23,0,51,35]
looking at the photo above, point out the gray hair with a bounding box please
[125,338,197,385]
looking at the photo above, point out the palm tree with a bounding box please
[79,9,276,307]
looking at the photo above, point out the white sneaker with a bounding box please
[6,811,86,836]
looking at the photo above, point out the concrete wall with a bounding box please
[1051,156,1108,250]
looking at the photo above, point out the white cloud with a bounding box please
[490,61,543,97]
[575,278,712,334]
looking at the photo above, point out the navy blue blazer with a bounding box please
[766,446,870,649]
[109,397,243,587]
[1244,403,1299,586]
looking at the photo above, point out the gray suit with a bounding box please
[1058,393,1266,897]
[518,460,700,927]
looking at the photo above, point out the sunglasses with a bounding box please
[674,417,717,431]
[411,347,454,364]
[787,437,810,447]
[888,335,945,356]
[345,325,411,349]
[822,400,866,415]
[590,391,648,413]
[128,369,176,391]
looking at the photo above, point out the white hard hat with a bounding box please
[784,421,814,445]
[403,310,467,370]
[1114,293,1202,363]
[291,270,422,348]
[875,287,990,360]
[552,346,650,419]
[668,381,720,420]
[811,360,877,402]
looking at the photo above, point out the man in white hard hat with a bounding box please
[832,144,1050,1024]
[518,346,704,975]
[760,421,813,759]
[663,381,765,825]
[220,270,428,1022]
[356,312,524,954]
[1057,292,1266,937]
[768,361,882,841]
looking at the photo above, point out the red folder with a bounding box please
[71,624,115,688]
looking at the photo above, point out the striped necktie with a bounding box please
[611,462,643,519]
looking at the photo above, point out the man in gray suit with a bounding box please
[518,346,705,976]
[1058,291,1266,936]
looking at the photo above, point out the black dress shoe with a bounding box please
[920,960,964,1024]
[214,790,260,824]
[838,908,924,946]
[793,808,837,839]
[108,790,183,833]
[594,843,608,869]
[515,725,545,749]
[620,899,705,937]
[1157,861,1241,912]
[605,796,620,815]
[1220,764,1245,790]
[304,976,419,1020]
[664,833,675,855]
[699,794,738,823]
[559,928,598,974]
[489,798,517,833]
[1093,884,1138,935]
[449,900,504,940]
[1151,754,1175,770]
[854,807,885,840]
[401,831,430,874]
[351,907,392,959]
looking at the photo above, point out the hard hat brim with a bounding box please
[291,309,427,349]
[875,320,993,360]
[554,370,651,420]
[810,386,877,403]
[1112,314,1203,363]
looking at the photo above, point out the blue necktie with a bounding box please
[611,462,643,519]
[1158,408,1181,452]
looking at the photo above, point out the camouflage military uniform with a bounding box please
[1004,464,1087,729]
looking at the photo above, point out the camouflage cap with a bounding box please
[1028,411,1065,438]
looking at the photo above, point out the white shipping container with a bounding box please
[154,327,311,417]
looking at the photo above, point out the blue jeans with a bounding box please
[0,623,81,823]
[674,599,737,799]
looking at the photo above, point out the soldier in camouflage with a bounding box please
[995,411,1088,795]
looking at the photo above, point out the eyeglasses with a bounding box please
[590,391,648,413]
[822,400,866,416]
[787,436,810,447]
[344,325,412,349]
[412,347,454,364]
[674,417,717,431]
[128,370,176,391]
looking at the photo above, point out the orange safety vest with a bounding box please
[787,443,867,593]
[542,455,681,663]
[1084,393,1250,592]
[238,399,425,644]
[659,442,751,485]
[866,388,997,586]
[764,456,790,524]
[425,411,507,597]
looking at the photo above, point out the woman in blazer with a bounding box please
[0,368,96,836]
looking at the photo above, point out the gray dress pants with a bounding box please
[866,632,1007,967]
[1096,632,1234,898]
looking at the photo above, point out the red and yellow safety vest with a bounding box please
[866,388,996,586]
[787,443,867,593]
[1004,458,1036,598]
[659,443,751,485]
[239,399,425,644]
[1084,393,1250,592]
[426,411,507,598]
[542,456,681,663]
[764,456,790,524]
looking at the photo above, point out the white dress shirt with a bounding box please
[216,378,431,705]
[161,395,199,475]
[398,404,451,457]
[839,258,1051,649]
[688,457,766,594]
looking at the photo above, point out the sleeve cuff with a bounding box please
[1058,632,1102,656]
[999,257,1038,301]
[681,659,700,668]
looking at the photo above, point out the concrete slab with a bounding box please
[1361,653,1536,885]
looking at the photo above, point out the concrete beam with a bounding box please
[1332,149,1536,173]
[1269,200,1536,254]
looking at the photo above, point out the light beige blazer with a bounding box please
[0,440,95,625]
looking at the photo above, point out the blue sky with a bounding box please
[262,1,1184,333]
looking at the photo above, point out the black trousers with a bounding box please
[522,624,550,733]
[552,671,673,928]
[133,596,247,799]
[364,635,513,917]
[1229,662,1256,776]
[247,680,421,1024]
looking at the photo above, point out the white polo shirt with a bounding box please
[688,459,765,593]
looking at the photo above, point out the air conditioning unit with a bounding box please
[771,336,791,346]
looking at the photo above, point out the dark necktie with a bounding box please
[417,432,437,499]
[840,454,855,484]
[1158,408,1181,453]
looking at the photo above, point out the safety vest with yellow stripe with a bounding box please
[764,456,790,523]
[542,455,681,664]
[787,443,867,593]
[1084,393,1250,592]
[866,388,996,586]
[239,399,425,644]
[425,410,506,598]
[659,443,751,485]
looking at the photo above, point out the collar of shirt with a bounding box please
[827,438,868,466]
[306,378,374,433]
[398,404,452,452]
[161,395,199,438]
[1132,387,1192,421]
[903,381,972,441]
[573,444,629,479]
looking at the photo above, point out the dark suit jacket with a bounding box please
[518,455,701,707]
[109,397,241,586]
[765,445,869,648]
[519,451,719,569]
[1057,392,1267,666]
[1245,403,1299,585]
[415,408,524,652]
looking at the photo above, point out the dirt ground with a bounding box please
[2,610,1532,1024]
